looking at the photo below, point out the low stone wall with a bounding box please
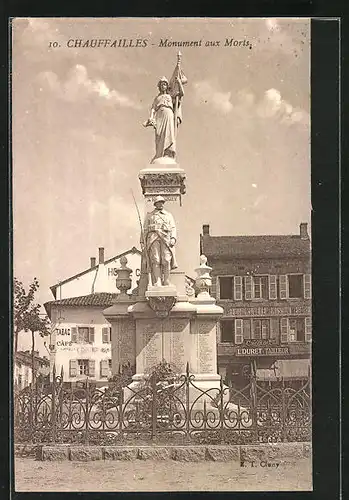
[16,443,312,462]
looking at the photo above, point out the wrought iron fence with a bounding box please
[14,364,311,445]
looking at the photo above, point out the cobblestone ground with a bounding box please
[15,457,312,491]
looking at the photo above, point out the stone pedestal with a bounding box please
[103,297,136,375]
[125,278,224,404]
[138,161,186,206]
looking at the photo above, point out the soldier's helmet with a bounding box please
[153,195,165,205]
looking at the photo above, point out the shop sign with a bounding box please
[223,305,311,317]
[244,339,278,347]
[236,346,290,356]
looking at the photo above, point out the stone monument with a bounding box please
[103,52,224,400]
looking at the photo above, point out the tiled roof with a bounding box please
[201,235,311,259]
[44,292,118,315]
[16,351,50,366]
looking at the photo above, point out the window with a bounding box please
[251,319,270,339]
[100,359,111,378]
[252,319,262,339]
[78,359,89,375]
[245,275,271,300]
[253,276,268,299]
[220,320,234,342]
[219,277,233,299]
[288,275,303,299]
[261,320,270,339]
[279,274,311,299]
[77,328,90,343]
[102,327,111,343]
[71,327,95,344]
[288,318,305,342]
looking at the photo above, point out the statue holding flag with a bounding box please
[143,51,187,163]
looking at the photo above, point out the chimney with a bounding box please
[300,222,309,240]
[202,224,210,236]
[90,257,96,268]
[98,247,105,264]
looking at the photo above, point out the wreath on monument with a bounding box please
[133,361,185,429]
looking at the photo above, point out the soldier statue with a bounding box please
[143,196,177,287]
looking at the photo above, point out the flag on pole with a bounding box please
[169,51,187,129]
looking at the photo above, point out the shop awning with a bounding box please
[256,359,310,381]
[275,359,310,380]
[256,368,277,381]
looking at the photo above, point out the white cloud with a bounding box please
[257,88,309,127]
[193,81,233,114]
[38,65,141,109]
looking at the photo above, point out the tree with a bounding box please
[13,277,50,384]
[14,277,39,355]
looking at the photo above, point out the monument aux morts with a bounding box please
[103,52,224,399]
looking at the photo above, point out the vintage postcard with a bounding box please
[12,17,312,492]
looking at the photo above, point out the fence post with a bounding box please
[118,384,124,434]
[51,364,57,443]
[185,362,190,443]
[250,372,258,443]
[84,378,90,445]
[281,378,287,442]
[151,375,157,441]
[219,376,225,443]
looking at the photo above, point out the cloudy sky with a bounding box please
[12,17,311,314]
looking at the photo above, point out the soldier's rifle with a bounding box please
[131,190,152,280]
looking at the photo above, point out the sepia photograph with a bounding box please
[12,17,312,492]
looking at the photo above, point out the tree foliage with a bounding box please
[13,277,50,379]
[14,277,49,337]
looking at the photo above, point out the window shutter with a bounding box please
[89,327,95,343]
[268,275,277,300]
[100,359,109,378]
[88,360,95,377]
[234,319,243,344]
[270,318,280,341]
[102,327,109,343]
[243,319,251,339]
[71,327,77,343]
[279,275,288,300]
[69,359,78,377]
[304,274,312,299]
[234,276,243,301]
[280,318,289,343]
[244,276,253,300]
[305,317,312,342]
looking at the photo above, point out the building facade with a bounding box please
[44,294,118,387]
[14,350,50,391]
[45,247,142,386]
[200,223,311,388]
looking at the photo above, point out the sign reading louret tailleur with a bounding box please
[236,346,290,356]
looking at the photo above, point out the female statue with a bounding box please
[143,74,185,163]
